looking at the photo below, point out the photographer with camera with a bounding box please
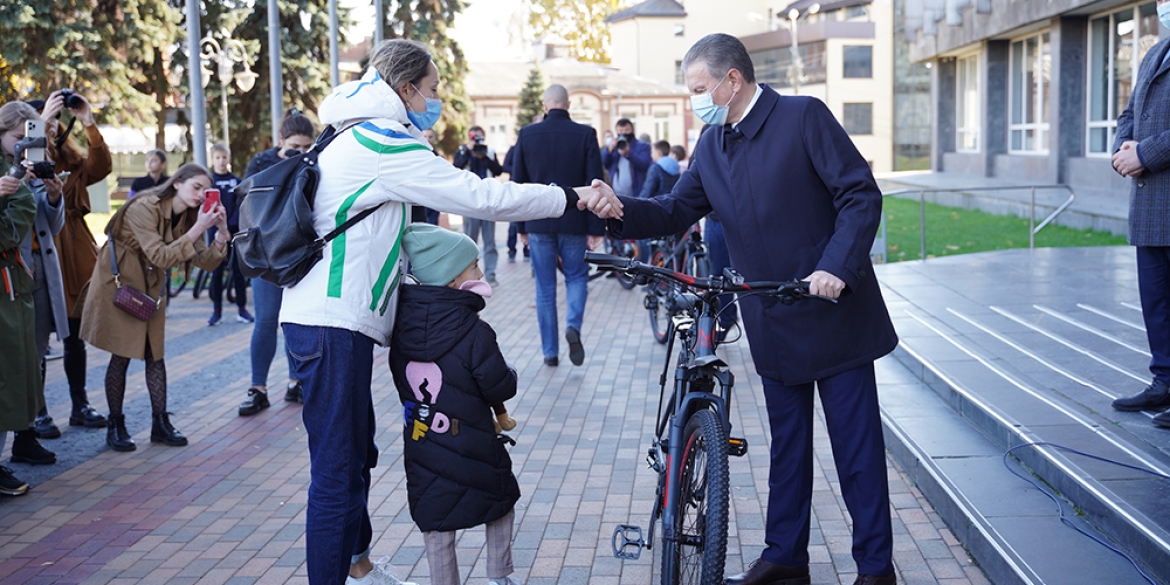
[28,89,115,437]
[601,118,652,199]
[0,101,59,489]
[452,125,504,285]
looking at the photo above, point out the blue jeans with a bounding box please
[463,218,498,281]
[251,278,296,387]
[704,218,738,328]
[283,324,377,585]
[1137,246,1170,385]
[528,233,588,359]
[210,246,248,312]
[760,363,892,576]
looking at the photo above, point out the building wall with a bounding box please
[469,93,690,158]
[609,18,690,84]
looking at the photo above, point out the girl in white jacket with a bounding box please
[279,39,609,585]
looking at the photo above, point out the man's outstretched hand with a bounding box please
[576,179,624,220]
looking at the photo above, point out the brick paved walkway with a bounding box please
[1,256,990,585]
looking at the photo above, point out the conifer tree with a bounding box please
[515,64,545,134]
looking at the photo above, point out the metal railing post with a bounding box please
[919,190,926,262]
[1029,186,1036,250]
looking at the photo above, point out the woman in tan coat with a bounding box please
[80,163,227,452]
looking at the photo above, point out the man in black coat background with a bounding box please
[511,84,605,367]
[582,34,899,585]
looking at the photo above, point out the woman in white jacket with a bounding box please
[279,39,615,585]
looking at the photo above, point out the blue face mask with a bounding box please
[406,84,442,130]
[690,72,735,127]
[1160,3,1170,31]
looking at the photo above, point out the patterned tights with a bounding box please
[105,343,168,417]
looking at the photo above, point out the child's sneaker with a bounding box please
[345,557,417,585]
[236,308,255,324]
[0,466,28,496]
[208,310,222,326]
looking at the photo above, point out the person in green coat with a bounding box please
[0,138,40,497]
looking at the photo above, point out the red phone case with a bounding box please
[203,189,221,213]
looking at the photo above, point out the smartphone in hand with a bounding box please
[202,189,221,213]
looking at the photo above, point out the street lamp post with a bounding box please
[787,3,820,95]
[200,36,258,149]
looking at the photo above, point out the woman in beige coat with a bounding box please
[80,163,227,452]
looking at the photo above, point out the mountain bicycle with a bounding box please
[646,226,708,344]
[586,252,832,585]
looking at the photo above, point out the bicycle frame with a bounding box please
[594,251,828,583]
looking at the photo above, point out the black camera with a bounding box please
[471,135,488,156]
[59,89,84,110]
[616,133,633,150]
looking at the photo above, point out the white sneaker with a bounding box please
[345,557,418,585]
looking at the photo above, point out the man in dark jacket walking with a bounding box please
[582,34,899,585]
[511,84,605,366]
[1110,26,1170,429]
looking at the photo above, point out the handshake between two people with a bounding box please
[573,179,624,220]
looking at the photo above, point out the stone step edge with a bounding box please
[881,407,1042,585]
[889,342,1170,583]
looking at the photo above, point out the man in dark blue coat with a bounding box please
[583,34,898,585]
[511,85,605,367]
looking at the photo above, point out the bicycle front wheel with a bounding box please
[661,409,729,585]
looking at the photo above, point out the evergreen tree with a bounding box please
[379,0,472,155]
[0,0,182,126]
[515,64,545,134]
[525,0,626,63]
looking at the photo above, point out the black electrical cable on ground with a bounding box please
[1003,441,1170,585]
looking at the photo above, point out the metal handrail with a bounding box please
[882,185,1077,262]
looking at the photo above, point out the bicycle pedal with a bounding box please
[612,524,645,560]
[728,436,749,457]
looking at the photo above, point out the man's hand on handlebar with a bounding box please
[802,270,844,300]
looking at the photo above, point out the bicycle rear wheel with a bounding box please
[660,409,729,585]
[192,269,210,299]
[648,247,672,344]
[648,290,672,344]
[167,269,188,298]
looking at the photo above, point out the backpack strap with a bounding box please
[311,120,385,244]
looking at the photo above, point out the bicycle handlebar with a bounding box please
[585,252,836,303]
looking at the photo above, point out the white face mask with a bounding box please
[690,71,735,126]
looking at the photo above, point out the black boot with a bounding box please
[150,412,187,446]
[11,430,56,465]
[106,414,136,452]
[69,388,107,427]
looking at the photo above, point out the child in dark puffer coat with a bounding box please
[390,224,522,585]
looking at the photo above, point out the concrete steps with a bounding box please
[874,247,1170,585]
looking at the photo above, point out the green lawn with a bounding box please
[881,196,1127,262]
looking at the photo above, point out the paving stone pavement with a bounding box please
[0,255,990,585]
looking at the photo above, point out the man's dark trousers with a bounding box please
[1137,246,1170,385]
[760,362,893,576]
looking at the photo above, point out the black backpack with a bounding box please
[233,123,381,287]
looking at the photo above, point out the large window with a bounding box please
[843,103,873,135]
[1009,32,1051,154]
[956,53,980,152]
[843,46,873,78]
[1087,2,1158,155]
[750,42,828,88]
